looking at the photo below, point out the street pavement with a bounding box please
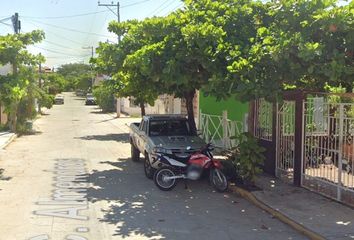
[0,92,306,240]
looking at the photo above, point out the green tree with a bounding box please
[44,73,67,94]
[0,30,45,131]
[56,63,92,91]
[93,80,116,112]
[109,15,214,132]
[222,0,354,100]
[93,20,162,116]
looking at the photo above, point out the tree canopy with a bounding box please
[0,30,45,131]
[93,0,354,131]
[56,63,92,91]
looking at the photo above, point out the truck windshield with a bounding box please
[149,119,192,136]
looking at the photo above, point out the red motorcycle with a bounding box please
[153,143,228,192]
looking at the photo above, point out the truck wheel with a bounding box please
[144,154,155,179]
[131,143,140,162]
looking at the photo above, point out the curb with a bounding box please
[0,133,17,150]
[229,185,325,240]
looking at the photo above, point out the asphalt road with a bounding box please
[0,92,307,240]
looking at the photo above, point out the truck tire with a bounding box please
[131,142,140,162]
[144,153,155,179]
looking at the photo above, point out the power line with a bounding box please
[20,0,151,20]
[21,10,110,19]
[32,45,90,57]
[45,55,90,59]
[25,21,86,46]
[42,39,86,51]
[155,2,178,16]
[121,0,152,8]
[84,6,100,45]
[147,0,171,17]
[27,19,112,38]
[162,2,184,16]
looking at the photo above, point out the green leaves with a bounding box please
[94,0,353,116]
[0,30,45,131]
[227,132,265,185]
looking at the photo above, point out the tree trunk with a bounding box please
[140,102,146,116]
[8,102,18,132]
[185,90,197,135]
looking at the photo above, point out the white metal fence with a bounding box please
[199,111,244,149]
[276,101,296,182]
[254,99,273,141]
[302,97,354,204]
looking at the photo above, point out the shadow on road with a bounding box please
[76,133,129,143]
[86,159,199,239]
[90,110,106,114]
[0,168,11,181]
[19,130,42,136]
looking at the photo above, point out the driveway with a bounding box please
[0,92,306,240]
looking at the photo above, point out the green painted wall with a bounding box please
[199,92,249,122]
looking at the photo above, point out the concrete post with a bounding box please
[222,110,228,149]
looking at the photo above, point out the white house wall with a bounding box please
[120,95,184,116]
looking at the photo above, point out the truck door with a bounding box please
[137,119,147,152]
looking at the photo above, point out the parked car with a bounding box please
[75,89,85,97]
[85,93,96,105]
[129,114,206,179]
[54,94,64,104]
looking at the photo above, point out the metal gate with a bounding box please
[303,97,354,205]
[276,101,296,182]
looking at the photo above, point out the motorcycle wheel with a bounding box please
[210,168,228,192]
[154,167,177,191]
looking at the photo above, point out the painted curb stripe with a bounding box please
[0,134,17,150]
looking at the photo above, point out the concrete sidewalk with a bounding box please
[0,131,16,149]
[247,174,354,240]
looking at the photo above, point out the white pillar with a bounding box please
[116,98,121,118]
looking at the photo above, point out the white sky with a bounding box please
[0,0,183,68]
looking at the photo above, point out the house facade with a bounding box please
[118,93,199,120]
[0,64,12,126]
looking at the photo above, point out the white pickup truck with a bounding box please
[129,115,205,179]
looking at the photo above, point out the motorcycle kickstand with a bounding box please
[184,179,188,190]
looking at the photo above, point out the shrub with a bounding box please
[226,132,265,186]
[93,82,115,112]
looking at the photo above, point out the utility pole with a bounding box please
[82,46,95,88]
[11,13,21,34]
[98,1,121,43]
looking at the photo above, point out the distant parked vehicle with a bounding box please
[54,94,64,105]
[75,89,85,97]
[85,93,96,105]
